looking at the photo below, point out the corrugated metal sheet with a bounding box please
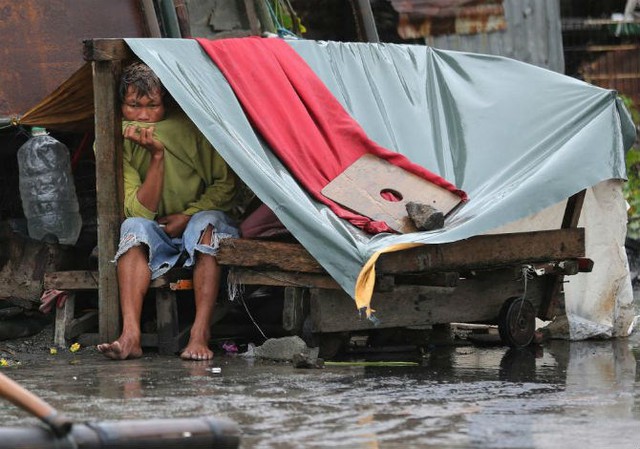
[391,0,507,38]
[0,0,148,119]
[563,17,640,110]
[421,0,565,73]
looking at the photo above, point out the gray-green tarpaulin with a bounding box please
[125,38,635,316]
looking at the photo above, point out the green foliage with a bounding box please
[267,0,306,37]
[621,95,640,239]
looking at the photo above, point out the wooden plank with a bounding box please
[217,239,325,273]
[228,268,339,289]
[83,39,132,62]
[93,59,124,343]
[221,229,584,276]
[310,269,546,333]
[44,269,191,290]
[44,271,99,290]
[377,228,585,274]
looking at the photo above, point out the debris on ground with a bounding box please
[243,336,319,362]
[292,353,324,369]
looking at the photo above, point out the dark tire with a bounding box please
[498,297,536,348]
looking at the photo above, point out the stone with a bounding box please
[252,336,319,362]
[405,202,444,231]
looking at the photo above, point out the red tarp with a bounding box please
[196,37,466,234]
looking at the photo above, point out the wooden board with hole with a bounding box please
[321,154,462,233]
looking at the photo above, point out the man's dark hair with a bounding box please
[119,62,166,102]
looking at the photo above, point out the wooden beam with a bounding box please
[44,270,99,290]
[376,228,585,274]
[217,239,325,273]
[92,57,124,343]
[228,268,339,289]
[83,39,132,62]
[561,190,586,228]
[218,229,584,277]
[44,270,191,290]
[309,269,546,333]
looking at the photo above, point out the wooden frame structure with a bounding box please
[81,38,588,348]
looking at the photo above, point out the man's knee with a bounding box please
[115,218,155,262]
[198,224,215,246]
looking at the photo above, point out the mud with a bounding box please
[1,332,639,449]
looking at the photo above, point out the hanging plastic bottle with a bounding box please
[17,127,82,245]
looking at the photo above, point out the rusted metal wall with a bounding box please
[418,0,565,73]
[392,0,507,38]
[0,0,149,120]
[563,16,640,108]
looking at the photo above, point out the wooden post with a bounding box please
[539,189,587,320]
[84,39,131,343]
[156,290,180,355]
[350,0,380,43]
[282,287,309,333]
[54,293,76,348]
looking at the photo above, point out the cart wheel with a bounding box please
[498,297,536,348]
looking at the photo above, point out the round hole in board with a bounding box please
[380,189,403,202]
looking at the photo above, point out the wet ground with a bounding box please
[1,332,639,449]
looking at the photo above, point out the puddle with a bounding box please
[1,337,639,448]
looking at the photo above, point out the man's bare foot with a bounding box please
[180,338,213,361]
[97,338,143,360]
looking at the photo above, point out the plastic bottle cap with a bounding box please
[31,127,48,136]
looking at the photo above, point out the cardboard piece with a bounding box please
[321,154,462,233]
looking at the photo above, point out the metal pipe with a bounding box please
[0,417,240,449]
[0,116,16,128]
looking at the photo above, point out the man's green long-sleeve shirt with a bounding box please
[123,109,237,219]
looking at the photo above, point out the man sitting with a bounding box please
[97,62,238,360]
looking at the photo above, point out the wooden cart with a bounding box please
[44,39,591,354]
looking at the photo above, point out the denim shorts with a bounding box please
[113,210,240,280]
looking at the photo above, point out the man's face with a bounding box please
[121,86,165,122]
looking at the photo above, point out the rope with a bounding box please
[240,293,268,340]
[263,0,299,38]
[517,264,536,317]
[226,270,270,340]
